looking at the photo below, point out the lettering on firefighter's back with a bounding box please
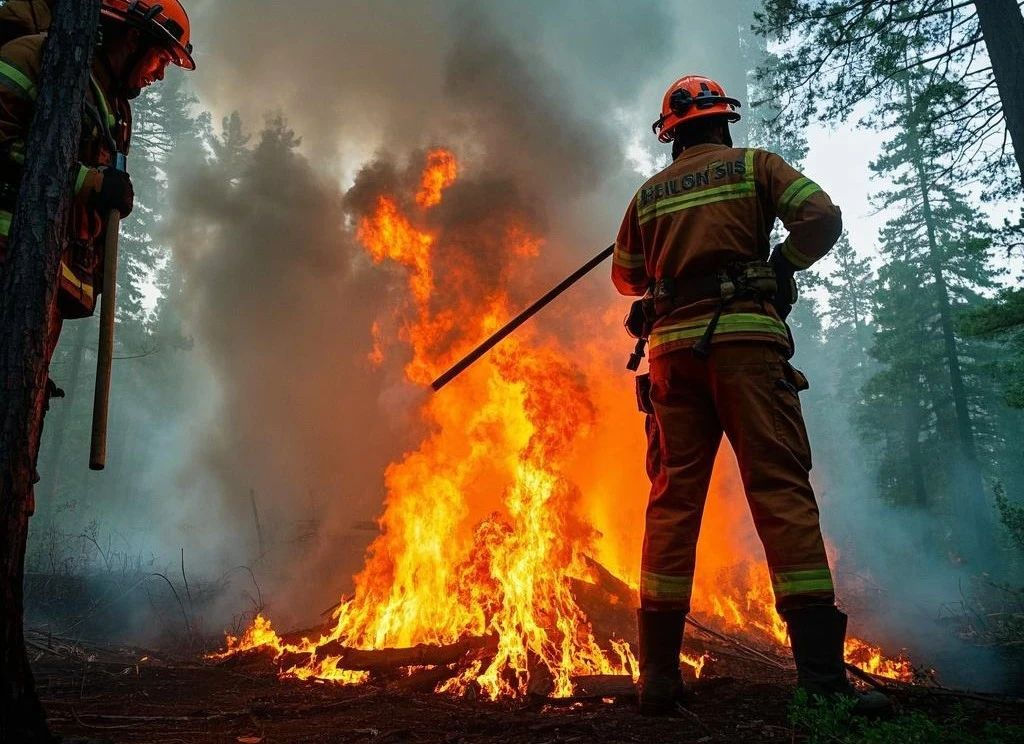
[637,159,746,208]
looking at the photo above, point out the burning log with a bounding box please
[389,665,460,694]
[314,635,496,672]
[582,556,639,608]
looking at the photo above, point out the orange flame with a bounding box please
[215,147,910,693]
[415,148,458,208]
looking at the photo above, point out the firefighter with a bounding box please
[614,75,890,716]
[0,0,194,488]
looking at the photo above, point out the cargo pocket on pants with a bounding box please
[772,361,812,471]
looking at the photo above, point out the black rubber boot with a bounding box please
[636,608,687,715]
[783,605,893,717]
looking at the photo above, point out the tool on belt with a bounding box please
[624,259,782,371]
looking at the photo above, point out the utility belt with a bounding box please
[624,259,781,372]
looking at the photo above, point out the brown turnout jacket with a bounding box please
[0,33,132,318]
[613,144,842,358]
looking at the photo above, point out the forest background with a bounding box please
[24,0,1024,693]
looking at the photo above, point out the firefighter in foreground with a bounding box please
[614,75,890,716]
[0,0,194,485]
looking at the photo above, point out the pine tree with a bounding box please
[859,72,1005,561]
[756,0,1024,192]
[962,288,1024,410]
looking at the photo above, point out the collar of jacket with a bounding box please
[674,143,729,160]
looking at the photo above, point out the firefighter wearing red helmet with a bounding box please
[614,75,890,716]
[0,0,194,484]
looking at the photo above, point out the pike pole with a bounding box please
[89,152,126,470]
[431,244,614,391]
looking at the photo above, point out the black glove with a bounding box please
[769,248,798,320]
[94,166,134,217]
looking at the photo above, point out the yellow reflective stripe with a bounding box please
[636,149,757,226]
[74,165,90,194]
[61,261,94,299]
[8,140,25,165]
[650,312,789,350]
[772,567,834,596]
[0,209,11,236]
[613,244,645,269]
[90,75,115,129]
[637,178,753,219]
[778,177,809,211]
[787,182,822,215]
[638,182,756,225]
[779,176,822,219]
[0,60,37,101]
[781,239,816,270]
[640,570,692,599]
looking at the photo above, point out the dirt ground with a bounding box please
[29,636,1024,744]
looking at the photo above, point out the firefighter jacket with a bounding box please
[612,144,842,358]
[0,33,132,319]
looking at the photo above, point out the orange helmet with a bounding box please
[651,75,740,143]
[100,0,195,70]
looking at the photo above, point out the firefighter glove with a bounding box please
[94,166,134,218]
[769,248,798,320]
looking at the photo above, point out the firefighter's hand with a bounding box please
[95,167,134,217]
[769,248,798,319]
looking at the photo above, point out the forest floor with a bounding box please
[30,631,1024,744]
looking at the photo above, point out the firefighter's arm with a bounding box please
[611,193,649,296]
[0,35,104,206]
[760,150,842,271]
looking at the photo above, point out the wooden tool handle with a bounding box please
[89,208,121,470]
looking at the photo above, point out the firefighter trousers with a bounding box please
[640,341,835,614]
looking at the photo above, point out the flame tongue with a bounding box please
[214,148,912,693]
[295,147,641,698]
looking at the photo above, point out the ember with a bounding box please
[215,150,911,696]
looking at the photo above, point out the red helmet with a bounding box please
[101,0,195,70]
[651,75,740,143]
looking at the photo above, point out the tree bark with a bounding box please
[902,398,929,508]
[974,0,1024,188]
[0,1,100,740]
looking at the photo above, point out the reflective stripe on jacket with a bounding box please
[612,144,842,357]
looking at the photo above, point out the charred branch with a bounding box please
[314,635,497,672]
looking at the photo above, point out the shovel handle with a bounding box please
[89,207,121,470]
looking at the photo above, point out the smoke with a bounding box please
[158,0,684,624]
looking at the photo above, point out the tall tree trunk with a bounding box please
[903,80,991,558]
[974,0,1024,188]
[903,398,929,508]
[0,2,100,740]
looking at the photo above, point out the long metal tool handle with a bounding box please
[431,244,614,391]
[90,154,126,470]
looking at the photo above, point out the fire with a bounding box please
[415,148,457,208]
[215,148,910,694]
[844,638,913,681]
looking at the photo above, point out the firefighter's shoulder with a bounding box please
[0,33,45,99]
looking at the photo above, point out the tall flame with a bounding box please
[216,149,911,692]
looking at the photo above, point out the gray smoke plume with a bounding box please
[164,0,681,625]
